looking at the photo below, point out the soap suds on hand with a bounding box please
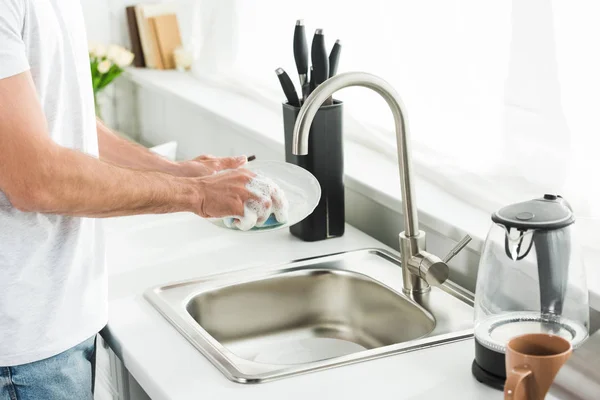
[223,174,289,231]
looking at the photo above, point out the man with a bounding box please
[0,1,281,398]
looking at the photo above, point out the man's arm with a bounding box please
[96,119,247,177]
[0,71,257,218]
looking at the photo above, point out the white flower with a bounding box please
[115,49,135,68]
[106,45,121,62]
[95,44,107,58]
[106,45,134,67]
[174,47,193,70]
[88,42,98,56]
[97,59,112,74]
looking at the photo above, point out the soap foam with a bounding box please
[223,174,289,231]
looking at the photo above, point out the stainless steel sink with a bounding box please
[145,249,474,383]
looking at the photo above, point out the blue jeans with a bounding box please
[0,336,96,400]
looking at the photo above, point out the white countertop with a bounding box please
[102,213,500,400]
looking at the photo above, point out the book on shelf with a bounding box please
[149,14,182,70]
[125,6,145,67]
[132,2,179,69]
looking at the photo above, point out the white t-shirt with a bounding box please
[0,0,106,366]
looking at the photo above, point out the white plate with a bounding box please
[207,160,321,233]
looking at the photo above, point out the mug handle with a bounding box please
[504,366,533,399]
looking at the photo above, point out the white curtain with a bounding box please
[188,0,599,254]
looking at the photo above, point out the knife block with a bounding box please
[283,100,344,241]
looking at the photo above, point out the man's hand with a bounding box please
[192,168,256,218]
[177,155,248,177]
[192,168,288,231]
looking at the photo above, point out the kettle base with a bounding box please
[472,360,505,391]
[472,338,506,391]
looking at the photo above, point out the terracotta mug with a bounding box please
[504,333,573,400]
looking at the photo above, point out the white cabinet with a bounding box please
[95,335,125,399]
[95,335,151,400]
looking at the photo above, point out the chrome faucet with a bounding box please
[291,72,471,294]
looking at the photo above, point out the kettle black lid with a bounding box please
[491,194,575,230]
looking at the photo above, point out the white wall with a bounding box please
[81,0,112,44]
[81,0,138,46]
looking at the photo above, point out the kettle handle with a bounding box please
[504,227,535,261]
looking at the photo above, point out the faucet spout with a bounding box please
[292,72,419,238]
[291,72,472,294]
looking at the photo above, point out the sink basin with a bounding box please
[145,249,474,383]
[187,269,436,364]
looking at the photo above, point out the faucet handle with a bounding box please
[418,235,472,287]
[418,252,449,287]
[443,235,472,264]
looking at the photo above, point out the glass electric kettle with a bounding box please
[472,194,589,390]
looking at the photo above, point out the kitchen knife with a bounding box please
[311,29,331,104]
[311,29,329,86]
[328,39,341,78]
[275,68,301,107]
[293,19,309,101]
[309,66,315,93]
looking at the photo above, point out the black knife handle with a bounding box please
[311,29,329,86]
[329,39,341,78]
[294,20,308,78]
[276,68,300,107]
